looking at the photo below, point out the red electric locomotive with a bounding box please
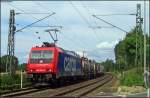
[27,42,82,85]
[27,42,104,86]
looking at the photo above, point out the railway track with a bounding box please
[1,73,114,97]
[0,83,32,95]
[54,74,113,97]
[86,74,118,96]
[1,87,50,97]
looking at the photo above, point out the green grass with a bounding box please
[120,67,145,87]
[0,73,29,90]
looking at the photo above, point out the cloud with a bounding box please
[96,40,119,49]
[1,1,149,64]
[76,51,83,57]
[76,51,89,57]
[86,49,115,62]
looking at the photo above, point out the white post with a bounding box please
[21,69,23,89]
[143,1,149,98]
[148,88,150,98]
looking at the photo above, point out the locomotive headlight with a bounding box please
[48,69,51,72]
[47,69,51,72]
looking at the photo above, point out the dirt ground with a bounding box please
[86,75,146,96]
[114,85,147,96]
[86,75,120,96]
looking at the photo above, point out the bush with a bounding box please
[120,67,145,87]
[0,73,28,90]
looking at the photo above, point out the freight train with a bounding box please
[26,42,104,86]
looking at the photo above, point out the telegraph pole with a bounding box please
[6,10,16,75]
[135,4,143,67]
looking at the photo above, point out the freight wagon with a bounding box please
[27,42,104,86]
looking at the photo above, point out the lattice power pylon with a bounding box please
[135,4,143,66]
[6,10,16,75]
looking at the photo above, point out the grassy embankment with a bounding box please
[0,71,28,93]
[112,67,147,95]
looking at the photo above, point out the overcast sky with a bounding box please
[1,1,149,64]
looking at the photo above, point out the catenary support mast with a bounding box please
[135,4,143,67]
[6,10,16,75]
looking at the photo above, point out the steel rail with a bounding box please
[3,74,111,97]
[54,75,113,96]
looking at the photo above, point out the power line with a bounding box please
[69,1,100,44]
[15,12,52,15]
[80,1,99,26]
[69,1,97,48]
[7,2,49,25]
[33,1,88,50]
[29,26,62,28]
[92,15,128,33]
[69,1,90,26]
[15,12,56,33]
[95,13,136,16]
[80,1,112,47]
[32,1,64,29]
[93,14,128,65]
[33,1,64,26]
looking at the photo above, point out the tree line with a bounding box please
[0,55,26,72]
[101,27,150,72]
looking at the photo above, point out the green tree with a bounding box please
[124,28,144,67]
[0,55,18,73]
[101,59,115,72]
[115,40,126,71]
[17,63,27,71]
[146,34,150,68]
[114,27,149,71]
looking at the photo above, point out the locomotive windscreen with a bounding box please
[30,50,53,64]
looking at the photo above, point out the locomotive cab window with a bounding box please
[30,50,53,64]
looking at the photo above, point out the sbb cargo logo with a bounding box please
[64,57,77,72]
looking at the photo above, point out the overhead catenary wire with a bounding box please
[29,26,63,28]
[33,1,65,27]
[7,2,58,47]
[32,1,66,31]
[80,1,112,42]
[33,1,88,50]
[92,15,128,33]
[69,1,100,44]
[80,1,108,52]
[15,12,52,15]
[8,1,91,51]
[7,2,101,58]
[15,12,56,33]
[7,2,50,26]
[79,1,114,29]
[7,2,60,44]
[80,1,99,27]
[95,13,136,16]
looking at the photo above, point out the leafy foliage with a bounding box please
[17,63,27,71]
[0,55,18,72]
[114,27,150,71]
[0,74,29,90]
[120,67,145,86]
[102,27,149,87]
[101,59,115,72]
